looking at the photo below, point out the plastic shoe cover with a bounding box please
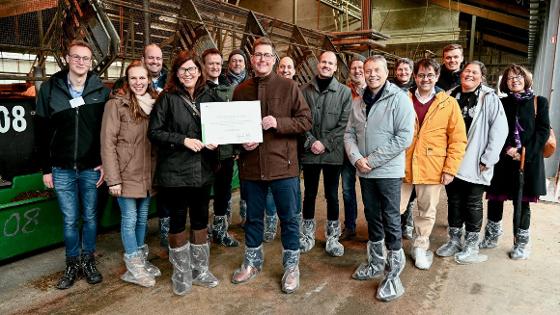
[509,228,530,260]
[138,244,161,277]
[376,249,406,302]
[169,243,192,295]
[479,220,503,249]
[281,249,300,294]
[403,202,415,240]
[239,199,247,225]
[212,215,239,247]
[413,247,433,270]
[121,252,155,287]
[232,245,264,284]
[352,240,385,280]
[325,220,344,257]
[190,243,219,288]
[263,214,278,243]
[299,219,316,253]
[455,232,488,264]
[436,227,463,257]
[159,217,170,248]
[226,199,233,225]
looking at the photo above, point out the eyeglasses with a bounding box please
[416,73,436,80]
[253,52,275,60]
[68,54,92,63]
[178,66,198,75]
[507,75,523,82]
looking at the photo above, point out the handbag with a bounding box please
[533,96,556,158]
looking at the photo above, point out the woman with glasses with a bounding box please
[436,61,508,264]
[481,64,550,260]
[101,60,160,287]
[148,51,220,295]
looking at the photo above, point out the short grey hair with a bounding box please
[364,55,388,72]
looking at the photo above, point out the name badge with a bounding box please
[69,97,85,108]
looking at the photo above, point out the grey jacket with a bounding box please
[451,85,508,185]
[301,76,352,165]
[344,82,415,178]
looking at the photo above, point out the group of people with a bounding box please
[35,38,550,302]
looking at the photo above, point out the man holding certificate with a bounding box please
[230,37,312,294]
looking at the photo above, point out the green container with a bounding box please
[0,173,63,261]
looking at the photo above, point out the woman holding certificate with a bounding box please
[148,51,220,295]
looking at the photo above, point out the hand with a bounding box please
[43,173,54,189]
[109,184,122,197]
[355,157,372,173]
[262,115,277,130]
[506,147,518,158]
[512,153,521,161]
[479,163,489,172]
[441,173,454,185]
[205,143,218,150]
[94,165,105,188]
[184,138,204,152]
[243,142,259,151]
[310,141,326,155]
[233,154,239,161]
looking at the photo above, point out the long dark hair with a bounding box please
[115,60,158,121]
[164,50,205,97]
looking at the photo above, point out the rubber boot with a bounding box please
[299,219,316,253]
[479,220,503,249]
[509,228,530,260]
[281,249,300,294]
[159,217,170,248]
[376,248,406,302]
[138,244,161,277]
[455,232,488,264]
[168,232,192,295]
[212,215,239,247]
[436,227,463,257]
[232,245,264,284]
[191,228,219,288]
[121,252,155,287]
[56,256,81,290]
[325,220,344,257]
[352,240,385,280]
[81,253,103,284]
[263,214,278,243]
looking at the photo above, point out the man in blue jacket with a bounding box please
[344,55,415,302]
[36,40,110,290]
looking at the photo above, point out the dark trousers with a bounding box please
[157,193,170,218]
[160,186,211,234]
[242,177,300,250]
[445,178,486,232]
[359,177,402,250]
[341,158,358,231]
[302,164,342,221]
[213,158,234,216]
[487,200,531,230]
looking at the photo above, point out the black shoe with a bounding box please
[81,254,103,284]
[340,228,356,241]
[56,257,81,290]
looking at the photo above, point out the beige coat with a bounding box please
[101,95,154,198]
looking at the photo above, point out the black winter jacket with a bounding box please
[35,70,110,172]
[148,86,219,187]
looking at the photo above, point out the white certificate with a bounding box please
[200,100,263,145]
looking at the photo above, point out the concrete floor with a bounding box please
[1,183,559,315]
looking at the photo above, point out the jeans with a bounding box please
[52,167,100,258]
[242,177,300,250]
[359,177,402,250]
[302,164,342,221]
[117,196,151,255]
[445,178,485,232]
[213,158,234,216]
[341,159,357,231]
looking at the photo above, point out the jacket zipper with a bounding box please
[73,107,79,170]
